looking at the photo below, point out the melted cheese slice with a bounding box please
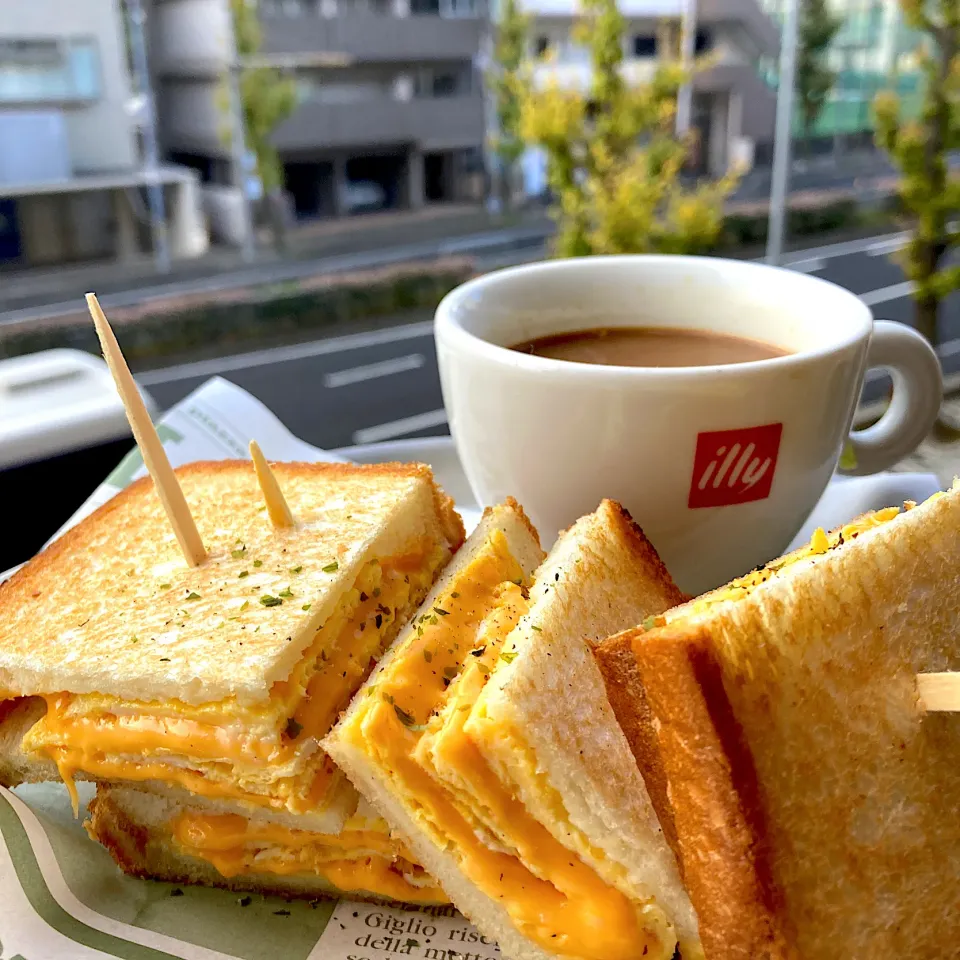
[339,532,673,960]
[26,553,437,815]
[172,809,447,904]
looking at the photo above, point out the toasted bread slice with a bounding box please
[87,784,448,905]
[0,460,462,703]
[327,500,699,960]
[597,487,960,960]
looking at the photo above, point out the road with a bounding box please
[136,229,960,451]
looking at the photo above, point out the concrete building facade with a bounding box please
[761,0,924,144]
[519,0,780,190]
[0,0,207,267]
[151,0,487,241]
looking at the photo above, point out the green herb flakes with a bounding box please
[260,595,283,607]
[239,571,249,579]
[253,559,263,568]
[185,592,201,601]
[500,651,518,663]
[423,649,433,663]
[302,603,312,611]
[231,546,246,559]
[279,587,294,598]
[289,565,302,574]
[322,561,339,573]
[393,704,417,727]
[159,583,172,591]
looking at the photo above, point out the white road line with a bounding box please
[353,409,448,445]
[323,353,424,388]
[867,237,906,257]
[136,320,434,386]
[786,257,825,273]
[860,281,914,306]
[767,230,907,267]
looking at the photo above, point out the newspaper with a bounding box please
[0,376,493,960]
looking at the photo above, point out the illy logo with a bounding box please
[688,423,783,509]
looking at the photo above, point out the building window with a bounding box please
[632,34,657,57]
[415,67,465,97]
[534,35,551,56]
[0,38,100,104]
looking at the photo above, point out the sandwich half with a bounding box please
[596,487,960,960]
[87,784,448,904]
[0,459,463,902]
[326,499,702,960]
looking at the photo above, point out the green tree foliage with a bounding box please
[874,0,959,347]
[489,0,530,205]
[796,0,843,150]
[517,0,738,257]
[221,0,297,248]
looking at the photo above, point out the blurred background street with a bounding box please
[0,0,957,568]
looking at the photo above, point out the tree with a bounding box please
[875,0,958,435]
[222,0,297,251]
[517,0,738,257]
[488,0,530,209]
[796,0,842,153]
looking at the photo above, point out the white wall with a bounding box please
[0,0,136,173]
[153,0,230,74]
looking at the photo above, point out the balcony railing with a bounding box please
[260,10,482,62]
[271,93,484,151]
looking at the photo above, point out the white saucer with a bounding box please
[337,436,484,533]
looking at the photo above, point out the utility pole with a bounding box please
[766,0,800,264]
[125,0,170,274]
[675,0,698,137]
[222,0,257,262]
[480,0,503,215]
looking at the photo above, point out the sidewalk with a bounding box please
[0,204,531,317]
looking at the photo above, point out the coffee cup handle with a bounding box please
[840,320,942,476]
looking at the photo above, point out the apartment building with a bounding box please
[521,0,780,188]
[151,0,486,238]
[0,0,207,268]
[761,0,923,145]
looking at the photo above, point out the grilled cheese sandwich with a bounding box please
[0,459,464,903]
[595,488,960,960]
[327,500,702,960]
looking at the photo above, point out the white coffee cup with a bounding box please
[434,255,942,593]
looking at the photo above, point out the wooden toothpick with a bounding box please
[86,293,207,567]
[249,440,295,528]
[917,673,960,712]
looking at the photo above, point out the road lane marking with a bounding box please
[352,409,448,444]
[859,281,914,306]
[323,353,425,388]
[136,321,434,386]
[787,257,825,273]
[765,230,907,267]
[867,237,906,257]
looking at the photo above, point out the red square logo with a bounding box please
[688,423,783,509]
